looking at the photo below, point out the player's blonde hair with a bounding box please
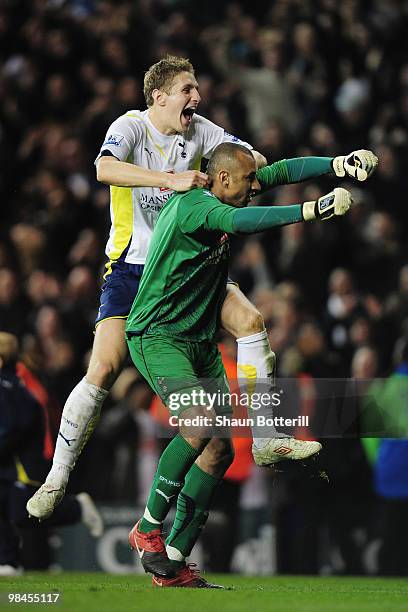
[143,56,194,107]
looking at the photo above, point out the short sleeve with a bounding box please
[95,114,141,164]
[193,115,253,159]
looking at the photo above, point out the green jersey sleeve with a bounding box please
[177,188,304,235]
[256,157,333,191]
[177,189,235,234]
[232,204,303,234]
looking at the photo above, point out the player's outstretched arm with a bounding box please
[256,150,378,190]
[179,187,353,237]
[96,156,209,191]
[230,187,353,234]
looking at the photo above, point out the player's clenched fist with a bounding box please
[302,187,353,221]
[166,170,209,191]
[332,149,378,181]
[252,150,268,169]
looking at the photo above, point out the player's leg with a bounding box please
[127,336,227,587]
[161,344,233,587]
[220,282,281,443]
[53,318,127,474]
[164,437,234,568]
[26,319,127,520]
[126,335,208,577]
[221,283,321,465]
[27,262,143,521]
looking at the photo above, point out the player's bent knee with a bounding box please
[182,435,210,453]
[179,424,212,444]
[207,438,234,471]
[178,405,216,444]
[86,359,120,390]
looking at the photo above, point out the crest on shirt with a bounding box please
[178,140,187,158]
[103,133,124,147]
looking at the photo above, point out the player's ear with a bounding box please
[152,88,166,107]
[219,170,229,187]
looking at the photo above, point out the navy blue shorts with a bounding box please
[95,261,144,327]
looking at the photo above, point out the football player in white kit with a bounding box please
[27,55,324,521]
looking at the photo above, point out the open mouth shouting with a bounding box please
[181,106,196,129]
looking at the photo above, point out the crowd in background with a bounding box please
[1,0,408,574]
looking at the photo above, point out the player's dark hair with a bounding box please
[206,143,254,179]
[144,56,194,107]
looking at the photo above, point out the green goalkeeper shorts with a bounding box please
[126,334,232,416]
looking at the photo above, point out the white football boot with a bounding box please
[252,438,322,466]
[26,483,66,520]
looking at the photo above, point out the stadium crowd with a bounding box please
[1,0,408,575]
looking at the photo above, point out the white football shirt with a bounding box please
[96,110,252,265]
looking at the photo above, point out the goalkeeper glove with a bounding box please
[302,187,353,221]
[332,149,378,181]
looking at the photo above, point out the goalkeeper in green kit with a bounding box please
[126,143,377,588]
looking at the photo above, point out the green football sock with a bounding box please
[165,463,221,561]
[139,434,200,533]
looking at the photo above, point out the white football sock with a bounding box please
[237,329,287,448]
[46,377,108,487]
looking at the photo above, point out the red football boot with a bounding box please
[152,563,229,589]
[128,519,176,578]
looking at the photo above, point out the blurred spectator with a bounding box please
[0,331,102,574]
[384,264,408,331]
[325,268,372,372]
[0,268,31,337]
[230,42,301,141]
[362,337,408,576]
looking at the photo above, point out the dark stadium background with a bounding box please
[1,0,408,576]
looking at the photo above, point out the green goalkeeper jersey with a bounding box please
[125,157,334,341]
[126,188,235,341]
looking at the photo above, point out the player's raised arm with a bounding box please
[178,184,353,236]
[201,187,353,235]
[96,156,209,191]
[231,187,353,234]
[256,149,378,190]
[178,144,355,235]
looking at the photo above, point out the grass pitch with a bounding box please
[1,573,408,612]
